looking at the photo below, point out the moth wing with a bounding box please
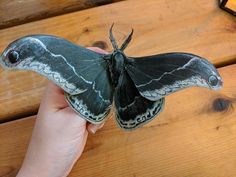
[126,53,219,101]
[114,71,165,130]
[65,65,113,123]
[19,35,108,95]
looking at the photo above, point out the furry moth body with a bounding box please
[0,25,223,130]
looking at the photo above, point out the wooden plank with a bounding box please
[0,69,47,122]
[0,0,236,122]
[0,64,236,177]
[0,117,35,177]
[0,0,123,29]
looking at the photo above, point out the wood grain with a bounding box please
[0,0,123,29]
[0,64,236,177]
[226,0,236,11]
[0,0,236,122]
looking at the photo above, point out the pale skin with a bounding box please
[17,47,106,177]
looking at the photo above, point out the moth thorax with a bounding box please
[111,51,126,86]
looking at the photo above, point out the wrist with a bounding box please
[16,134,67,177]
[16,156,55,177]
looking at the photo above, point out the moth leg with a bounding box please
[120,29,134,51]
[109,23,119,50]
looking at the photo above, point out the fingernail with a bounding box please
[98,123,105,129]
[89,127,97,134]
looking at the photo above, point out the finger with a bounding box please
[40,82,69,111]
[86,47,108,54]
[87,122,105,134]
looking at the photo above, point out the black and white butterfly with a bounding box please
[0,25,223,130]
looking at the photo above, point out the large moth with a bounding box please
[0,25,223,130]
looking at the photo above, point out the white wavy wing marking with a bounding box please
[136,57,200,88]
[18,60,86,94]
[116,98,165,130]
[65,93,111,123]
[29,37,93,84]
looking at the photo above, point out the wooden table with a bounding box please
[0,0,236,176]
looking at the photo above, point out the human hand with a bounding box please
[17,47,107,177]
